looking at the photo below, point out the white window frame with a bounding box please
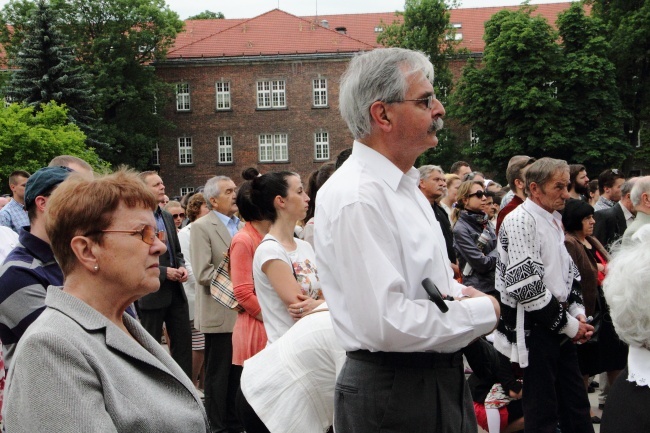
[470,129,480,146]
[215,81,231,110]
[178,137,193,165]
[258,133,288,162]
[180,186,194,197]
[176,83,190,111]
[257,80,286,108]
[152,142,160,166]
[218,135,233,164]
[313,78,328,107]
[314,132,330,161]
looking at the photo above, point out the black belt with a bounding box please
[346,349,462,369]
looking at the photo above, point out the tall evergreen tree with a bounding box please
[6,0,97,138]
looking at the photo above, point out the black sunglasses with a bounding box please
[467,190,485,199]
[172,213,186,219]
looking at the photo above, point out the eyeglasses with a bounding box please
[88,225,166,246]
[386,94,437,109]
[611,169,620,175]
[172,213,185,219]
[467,190,486,199]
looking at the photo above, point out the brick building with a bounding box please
[155,4,575,196]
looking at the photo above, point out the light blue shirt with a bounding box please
[213,211,240,238]
[0,199,29,234]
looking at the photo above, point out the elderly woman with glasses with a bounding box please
[452,180,499,296]
[3,169,209,432]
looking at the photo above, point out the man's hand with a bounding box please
[572,315,594,344]
[166,267,188,282]
[459,286,500,326]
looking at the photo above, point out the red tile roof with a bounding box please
[167,9,375,59]
[166,2,579,60]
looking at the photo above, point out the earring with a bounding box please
[93,264,99,272]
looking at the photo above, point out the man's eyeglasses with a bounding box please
[87,225,166,246]
[467,190,486,199]
[386,94,437,110]
[172,213,185,219]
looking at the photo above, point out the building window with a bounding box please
[215,81,231,110]
[374,26,383,33]
[180,186,194,197]
[151,95,157,115]
[4,95,14,107]
[218,135,233,164]
[152,143,160,166]
[315,132,330,160]
[313,78,328,107]
[257,80,286,108]
[470,129,479,146]
[258,133,288,162]
[178,137,193,165]
[176,83,190,111]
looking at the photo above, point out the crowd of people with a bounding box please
[0,47,648,433]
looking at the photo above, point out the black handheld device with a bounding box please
[421,278,450,313]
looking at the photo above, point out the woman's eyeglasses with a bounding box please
[172,213,185,219]
[88,225,166,246]
[467,190,486,199]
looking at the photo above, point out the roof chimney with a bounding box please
[321,19,329,28]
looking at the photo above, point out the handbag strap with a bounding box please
[261,238,298,280]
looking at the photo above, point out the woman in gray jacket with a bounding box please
[452,180,498,297]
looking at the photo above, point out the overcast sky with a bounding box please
[0,0,575,20]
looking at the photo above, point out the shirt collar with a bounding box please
[523,198,563,227]
[352,140,419,192]
[628,346,650,388]
[620,202,634,221]
[213,210,239,227]
[598,196,616,209]
[18,227,57,264]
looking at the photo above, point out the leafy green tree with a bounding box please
[6,0,97,139]
[450,7,568,175]
[187,10,224,20]
[555,3,629,173]
[587,0,650,172]
[0,0,184,170]
[0,102,108,192]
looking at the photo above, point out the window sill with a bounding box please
[215,108,233,113]
[258,160,289,164]
[177,164,196,168]
[255,107,288,111]
[312,105,329,109]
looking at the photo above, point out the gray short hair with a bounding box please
[339,48,434,139]
[621,177,637,198]
[630,176,650,207]
[525,158,568,196]
[203,175,231,210]
[603,225,650,349]
[417,165,444,181]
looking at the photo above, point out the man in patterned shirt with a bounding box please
[0,171,30,233]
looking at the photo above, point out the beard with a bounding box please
[574,182,589,196]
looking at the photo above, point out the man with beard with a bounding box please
[569,164,590,201]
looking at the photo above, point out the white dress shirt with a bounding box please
[314,141,496,353]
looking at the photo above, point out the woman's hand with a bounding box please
[288,294,325,320]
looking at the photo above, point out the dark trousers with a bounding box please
[523,325,595,433]
[204,333,242,433]
[139,290,192,379]
[334,351,476,433]
[235,386,270,433]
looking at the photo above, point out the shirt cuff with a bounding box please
[561,315,580,338]
[568,303,585,319]
[463,297,498,339]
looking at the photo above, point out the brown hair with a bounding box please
[186,193,206,223]
[451,180,484,226]
[45,168,158,275]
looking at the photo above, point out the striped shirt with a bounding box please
[0,228,63,369]
[0,199,29,234]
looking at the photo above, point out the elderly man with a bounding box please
[495,158,594,433]
[137,171,192,378]
[0,170,30,233]
[594,178,636,251]
[190,176,241,433]
[622,176,650,244]
[418,165,458,276]
[0,167,71,369]
[315,48,499,432]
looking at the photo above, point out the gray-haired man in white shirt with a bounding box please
[315,47,500,432]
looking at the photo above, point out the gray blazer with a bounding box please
[190,211,238,334]
[3,286,209,433]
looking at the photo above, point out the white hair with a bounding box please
[630,176,650,207]
[603,225,650,349]
[203,175,231,210]
[339,48,434,140]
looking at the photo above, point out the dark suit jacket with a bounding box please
[593,203,627,251]
[432,202,456,263]
[138,209,187,310]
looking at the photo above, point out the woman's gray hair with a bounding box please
[524,157,568,196]
[339,48,434,139]
[417,165,444,181]
[203,175,231,210]
[603,225,650,349]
